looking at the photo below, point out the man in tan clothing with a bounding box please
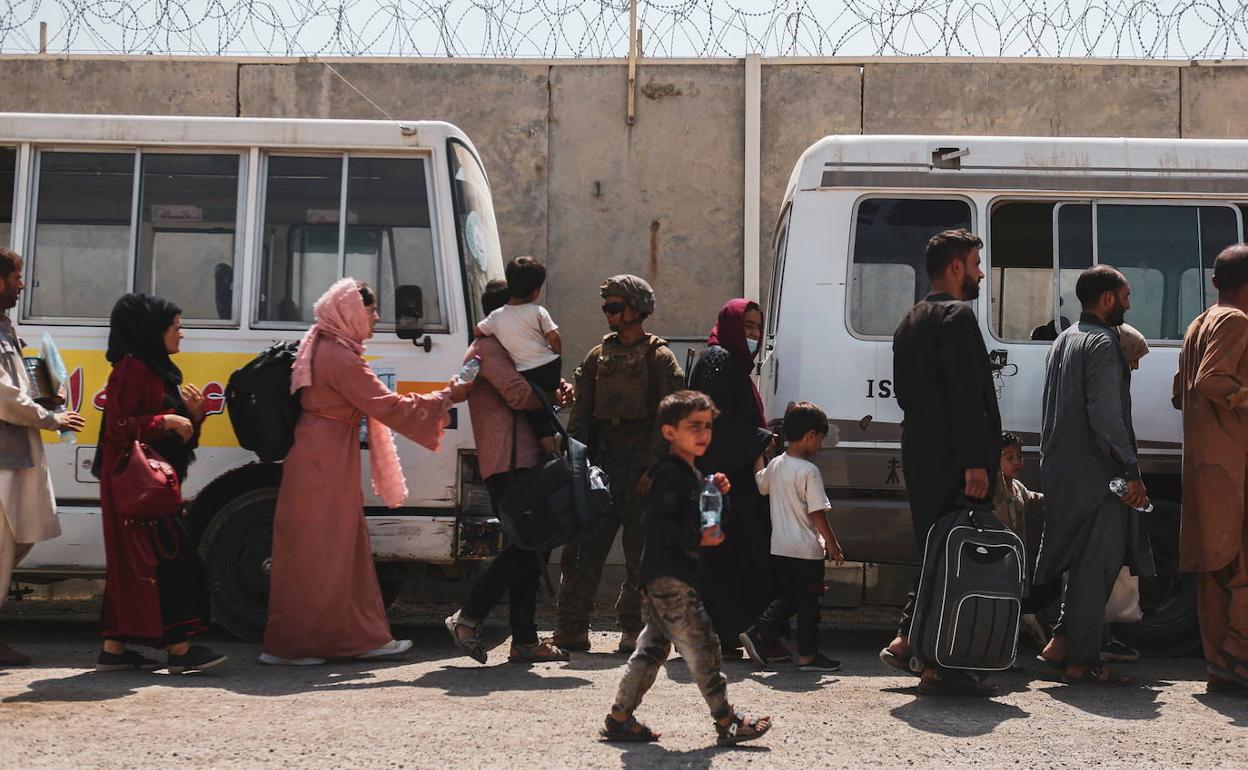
[0,248,84,665]
[1173,243,1248,693]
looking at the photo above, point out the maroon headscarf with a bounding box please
[707,298,765,426]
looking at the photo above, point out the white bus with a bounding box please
[4,113,505,639]
[761,134,1245,653]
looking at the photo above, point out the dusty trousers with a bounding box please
[612,577,731,720]
[1196,513,1248,667]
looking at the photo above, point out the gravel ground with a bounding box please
[0,604,1245,769]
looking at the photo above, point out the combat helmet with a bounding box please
[600,274,655,317]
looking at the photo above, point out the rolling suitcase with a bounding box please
[908,501,1025,673]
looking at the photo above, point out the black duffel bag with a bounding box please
[497,392,610,552]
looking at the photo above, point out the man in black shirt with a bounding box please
[879,229,1002,695]
[601,391,771,746]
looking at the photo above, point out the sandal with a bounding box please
[879,647,919,677]
[1035,653,1066,671]
[715,711,772,746]
[1210,648,1248,689]
[444,610,487,664]
[509,640,570,665]
[1060,663,1132,686]
[600,713,660,743]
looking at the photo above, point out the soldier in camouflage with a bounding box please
[553,275,686,653]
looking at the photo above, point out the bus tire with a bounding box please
[200,486,279,642]
[1111,500,1200,658]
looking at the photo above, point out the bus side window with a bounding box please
[989,201,1058,342]
[256,155,444,330]
[345,157,443,330]
[848,197,972,337]
[27,152,133,320]
[0,149,14,251]
[136,154,242,322]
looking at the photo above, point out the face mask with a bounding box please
[746,338,759,354]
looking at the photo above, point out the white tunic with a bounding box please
[0,316,60,544]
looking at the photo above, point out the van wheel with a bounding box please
[200,486,278,642]
[1111,500,1200,658]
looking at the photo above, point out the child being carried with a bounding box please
[475,256,562,454]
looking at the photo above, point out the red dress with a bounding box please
[98,356,209,647]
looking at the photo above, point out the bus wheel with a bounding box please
[200,486,278,642]
[1112,500,1200,658]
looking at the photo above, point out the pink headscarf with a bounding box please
[290,278,409,509]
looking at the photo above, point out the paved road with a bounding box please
[0,614,1245,769]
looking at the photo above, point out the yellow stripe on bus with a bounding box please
[26,349,446,449]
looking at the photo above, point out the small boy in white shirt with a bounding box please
[475,256,562,453]
[739,401,844,672]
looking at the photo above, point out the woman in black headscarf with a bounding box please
[93,294,226,674]
[689,299,781,658]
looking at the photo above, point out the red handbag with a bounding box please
[112,439,183,523]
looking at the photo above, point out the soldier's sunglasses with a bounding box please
[601,302,627,315]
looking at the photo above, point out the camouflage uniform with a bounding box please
[554,280,684,647]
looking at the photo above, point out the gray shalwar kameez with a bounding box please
[1036,313,1154,666]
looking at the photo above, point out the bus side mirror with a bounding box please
[395,285,424,339]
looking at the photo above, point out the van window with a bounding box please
[136,154,241,321]
[28,152,133,320]
[989,201,1055,341]
[1097,204,1236,340]
[849,197,972,337]
[767,205,792,333]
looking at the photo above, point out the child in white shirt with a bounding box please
[475,256,562,453]
[739,401,844,672]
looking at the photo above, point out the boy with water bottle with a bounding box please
[601,390,772,746]
[739,401,844,671]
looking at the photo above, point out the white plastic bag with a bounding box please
[1104,566,1143,623]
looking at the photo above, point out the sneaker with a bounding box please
[797,653,841,672]
[1100,638,1140,663]
[738,627,773,665]
[258,652,326,666]
[617,630,639,654]
[356,639,413,660]
[167,645,228,674]
[95,649,161,673]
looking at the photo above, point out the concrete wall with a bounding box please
[3,55,1248,360]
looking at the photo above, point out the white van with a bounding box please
[2,113,505,639]
[761,135,1245,652]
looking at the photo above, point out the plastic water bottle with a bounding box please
[699,477,723,529]
[1110,477,1154,513]
[456,356,481,385]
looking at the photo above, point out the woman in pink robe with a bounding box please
[260,279,470,665]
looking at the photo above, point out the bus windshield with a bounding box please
[448,140,505,329]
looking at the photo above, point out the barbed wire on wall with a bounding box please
[0,0,1246,59]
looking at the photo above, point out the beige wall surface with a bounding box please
[1,56,1245,368]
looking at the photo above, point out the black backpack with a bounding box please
[225,342,302,463]
[497,391,611,551]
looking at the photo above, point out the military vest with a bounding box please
[592,334,666,424]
